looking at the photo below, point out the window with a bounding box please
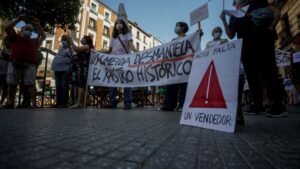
[105,12,110,22]
[143,36,147,44]
[103,26,110,36]
[45,40,52,49]
[102,40,108,49]
[136,42,139,51]
[137,31,140,40]
[91,3,98,15]
[144,47,146,50]
[89,18,96,30]
[129,26,132,32]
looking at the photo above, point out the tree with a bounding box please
[0,0,82,32]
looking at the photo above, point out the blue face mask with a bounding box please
[175,26,181,34]
[23,30,32,38]
[61,41,68,48]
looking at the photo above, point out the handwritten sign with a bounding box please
[190,3,209,26]
[87,32,201,87]
[180,39,243,133]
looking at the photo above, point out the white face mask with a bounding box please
[116,23,123,31]
[213,32,222,40]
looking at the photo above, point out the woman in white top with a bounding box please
[104,19,137,109]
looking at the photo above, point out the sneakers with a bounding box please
[244,105,265,115]
[265,105,288,118]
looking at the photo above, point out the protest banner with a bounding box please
[190,3,209,26]
[180,39,243,133]
[87,32,201,87]
[276,49,291,67]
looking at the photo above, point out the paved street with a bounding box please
[0,106,299,169]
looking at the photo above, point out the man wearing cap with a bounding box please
[3,15,46,108]
[220,0,287,117]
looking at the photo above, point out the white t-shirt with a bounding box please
[110,32,133,55]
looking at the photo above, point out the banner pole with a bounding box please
[222,0,225,11]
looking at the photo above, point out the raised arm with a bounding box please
[5,16,23,37]
[31,18,46,46]
[68,36,90,53]
[220,11,236,39]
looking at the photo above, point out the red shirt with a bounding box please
[10,35,39,64]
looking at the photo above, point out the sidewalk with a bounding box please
[0,106,299,169]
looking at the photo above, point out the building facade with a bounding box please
[269,0,300,50]
[42,0,162,52]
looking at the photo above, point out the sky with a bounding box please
[101,0,235,48]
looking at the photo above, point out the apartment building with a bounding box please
[42,0,162,52]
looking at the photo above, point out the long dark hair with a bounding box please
[176,22,189,33]
[112,19,130,39]
[82,35,94,49]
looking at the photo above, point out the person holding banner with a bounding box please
[68,35,94,108]
[103,19,137,109]
[160,22,192,112]
[204,26,245,125]
[220,0,287,117]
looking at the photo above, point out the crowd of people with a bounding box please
[1,0,300,122]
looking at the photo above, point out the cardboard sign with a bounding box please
[190,3,209,26]
[276,49,291,67]
[180,39,243,133]
[293,52,300,63]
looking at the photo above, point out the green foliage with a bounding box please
[0,0,82,32]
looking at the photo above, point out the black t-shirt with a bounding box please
[229,0,270,40]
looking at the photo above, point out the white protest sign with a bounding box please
[224,5,249,18]
[190,3,209,26]
[293,52,300,63]
[87,32,201,87]
[180,39,243,133]
[275,49,291,67]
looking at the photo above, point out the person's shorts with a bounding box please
[6,62,36,85]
